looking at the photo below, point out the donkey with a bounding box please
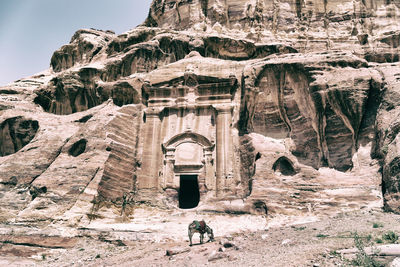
[188,220,214,246]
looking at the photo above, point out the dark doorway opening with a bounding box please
[273,157,297,176]
[179,175,200,209]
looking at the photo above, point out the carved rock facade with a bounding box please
[138,70,240,206]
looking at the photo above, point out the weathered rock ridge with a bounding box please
[0,0,400,227]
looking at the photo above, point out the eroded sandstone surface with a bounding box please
[0,0,400,244]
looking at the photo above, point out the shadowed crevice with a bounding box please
[68,139,87,157]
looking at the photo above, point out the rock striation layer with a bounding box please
[0,0,400,226]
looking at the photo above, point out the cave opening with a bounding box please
[273,157,296,176]
[179,175,200,209]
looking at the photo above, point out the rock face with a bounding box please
[374,64,400,213]
[241,52,382,171]
[50,29,115,72]
[0,116,39,157]
[1,0,400,225]
[97,105,142,201]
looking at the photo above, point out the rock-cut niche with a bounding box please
[273,156,296,176]
[68,139,87,157]
[0,116,39,157]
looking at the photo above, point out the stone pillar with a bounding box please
[204,147,215,191]
[215,105,233,196]
[138,107,162,194]
[199,155,207,194]
[163,148,175,188]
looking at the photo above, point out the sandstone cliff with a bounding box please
[0,0,400,226]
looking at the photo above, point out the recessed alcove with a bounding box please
[273,156,296,176]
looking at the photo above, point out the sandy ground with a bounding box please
[1,207,400,266]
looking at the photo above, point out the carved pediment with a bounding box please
[162,131,215,174]
[162,130,214,151]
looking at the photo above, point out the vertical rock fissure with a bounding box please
[303,1,313,51]
[272,0,280,35]
[311,87,329,168]
[224,0,230,28]
[323,0,331,49]
[358,76,384,149]
[238,74,250,134]
[7,122,18,153]
[243,68,260,134]
[176,2,182,24]
[321,106,330,166]
[295,0,303,18]
[277,67,292,133]
[250,90,261,133]
[326,93,357,158]
[200,0,209,18]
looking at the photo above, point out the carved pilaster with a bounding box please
[138,107,163,192]
[204,147,215,191]
[163,147,176,188]
[215,105,234,196]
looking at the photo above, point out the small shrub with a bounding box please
[366,234,372,242]
[41,254,46,260]
[375,238,383,244]
[382,231,398,243]
[316,233,329,238]
[366,234,372,241]
[372,222,384,228]
[330,250,339,256]
[351,232,382,267]
[95,254,101,259]
[381,144,388,154]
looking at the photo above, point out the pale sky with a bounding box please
[0,0,152,85]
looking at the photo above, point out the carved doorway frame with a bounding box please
[161,130,216,196]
